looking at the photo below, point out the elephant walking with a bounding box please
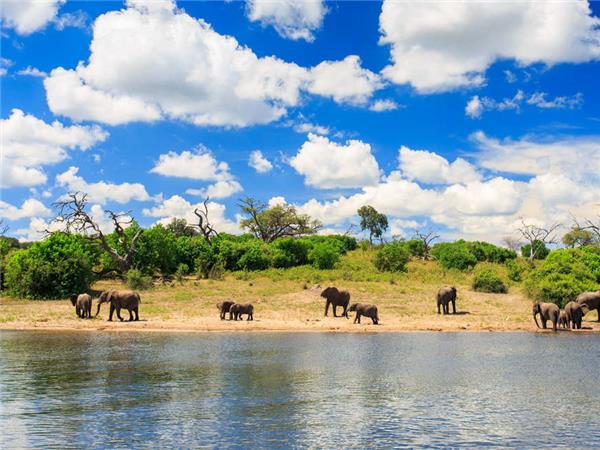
[321,287,350,318]
[70,293,92,319]
[437,286,457,315]
[217,301,235,320]
[532,302,559,332]
[348,303,379,325]
[95,290,141,322]
[230,303,254,321]
[564,301,583,329]
[576,290,600,322]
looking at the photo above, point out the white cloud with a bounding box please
[17,66,47,78]
[56,166,151,205]
[150,146,235,182]
[398,146,481,185]
[526,92,583,109]
[504,70,517,83]
[1,0,64,35]
[466,91,582,118]
[442,178,522,216]
[0,57,13,77]
[143,195,239,234]
[15,217,60,241]
[307,56,382,105]
[465,96,483,119]
[53,10,87,31]
[188,180,243,200]
[268,196,287,207]
[293,122,330,135]
[248,150,273,173]
[369,99,399,112]
[0,199,51,220]
[1,109,108,188]
[290,133,381,189]
[379,1,600,93]
[247,0,326,42]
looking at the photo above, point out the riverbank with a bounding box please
[2,267,598,333]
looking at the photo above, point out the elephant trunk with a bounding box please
[533,311,541,329]
[95,301,103,318]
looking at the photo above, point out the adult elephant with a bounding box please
[348,303,379,325]
[564,301,583,329]
[70,293,92,319]
[576,290,600,322]
[437,286,457,315]
[95,290,141,322]
[230,303,254,321]
[217,301,235,320]
[532,302,559,332]
[321,287,350,318]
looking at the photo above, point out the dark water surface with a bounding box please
[1,331,599,449]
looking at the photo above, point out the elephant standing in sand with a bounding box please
[321,287,350,318]
[95,290,141,322]
[70,293,92,319]
[348,303,379,325]
[532,302,559,332]
[564,301,583,329]
[437,286,457,315]
[576,290,600,322]
[217,301,235,320]
[558,310,569,329]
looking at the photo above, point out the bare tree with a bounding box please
[571,214,600,243]
[53,192,142,274]
[516,219,560,262]
[193,198,219,243]
[412,229,440,260]
[0,219,7,237]
[502,235,523,253]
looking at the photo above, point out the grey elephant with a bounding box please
[437,286,457,315]
[564,301,583,329]
[230,303,254,321]
[70,293,92,319]
[576,290,600,322]
[532,302,559,332]
[321,287,350,318]
[95,290,141,322]
[217,301,235,320]
[348,303,379,325]
[558,310,569,329]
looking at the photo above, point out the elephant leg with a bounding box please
[116,307,124,321]
[134,307,139,321]
[452,300,456,314]
[333,304,338,317]
[108,304,114,321]
[343,305,348,319]
[357,314,361,324]
[542,318,547,329]
[324,301,330,317]
[76,306,80,318]
[128,308,133,321]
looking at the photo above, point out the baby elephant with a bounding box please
[70,293,92,319]
[348,303,379,325]
[217,301,235,320]
[230,303,254,321]
[558,310,569,329]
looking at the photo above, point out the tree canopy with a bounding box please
[357,205,388,245]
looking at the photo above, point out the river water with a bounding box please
[0,331,599,448]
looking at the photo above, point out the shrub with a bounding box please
[133,224,178,276]
[5,233,96,299]
[308,243,340,269]
[126,268,153,290]
[270,238,309,268]
[374,242,410,272]
[505,258,531,282]
[524,246,600,307]
[521,240,550,260]
[175,263,189,283]
[432,243,478,271]
[404,239,425,258]
[238,242,271,271]
[473,268,507,293]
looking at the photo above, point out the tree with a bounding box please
[516,219,560,262]
[166,218,197,237]
[502,235,523,253]
[357,205,388,246]
[238,197,321,243]
[53,192,142,274]
[569,215,600,245]
[562,228,596,248]
[193,198,219,243]
[412,229,439,260]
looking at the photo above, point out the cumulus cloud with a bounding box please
[0,57,13,77]
[246,0,326,41]
[369,99,400,112]
[143,195,239,233]
[293,121,330,135]
[17,66,47,78]
[1,109,108,188]
[44,1,380,127]
[379,1,600,92]
[289,133,381,189]
[56,166,151,205]
[398,146,481,185]
[150,146,234,181]
[1,0,64,35]
[0,199,51,220]
[186,180,243,200]
[248,150,273,173]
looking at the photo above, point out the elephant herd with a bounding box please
[70,290,141,322]
[533,290,600,332]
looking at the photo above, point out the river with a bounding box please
[0,331,598,448]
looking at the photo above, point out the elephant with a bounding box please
[532,302,559,332]
[437,286,457,315]
[558,310,569,329]
[230,303,254,321]
[217,301,235,320]
[95,290,141,322]
[564,301,584,329]
[70,293,92,319]
[321,287,350,318]
[576,290,600,322]
[348,303,379,325]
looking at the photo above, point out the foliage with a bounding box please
[237,241,271,271]
[4,233,96,299]
[373,241,410,272]
[175,263,189,283]
[270,237,309,268]
[166,218,197,237]
[473,268,507,293]
[403,239,426,258]
[308,242,340,269]
[126,268,153,290]
[521,240,550,260]
[431,242,478,271]
[524,246,600,307]
[505,258,532,282]
[357,205,388,245]
[562,228,596,248]
[133,224,178,276]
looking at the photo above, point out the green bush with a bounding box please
[308,242,340,269]
[432,243,478,271]
[126,268,153,290]
[404,239,425,258]
[473,268,507,293]
[524,246,600,307]
[521,240,550,260]
[175,263,189,283]
[505,258,532,282]
[133,224,178,276]
[374,242,410,272]
[237,242,271,271]
[4,233,96,299]
[270,238,309,268]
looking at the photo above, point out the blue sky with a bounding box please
[1,0,600,243]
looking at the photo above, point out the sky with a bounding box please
[1,0,600,243]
